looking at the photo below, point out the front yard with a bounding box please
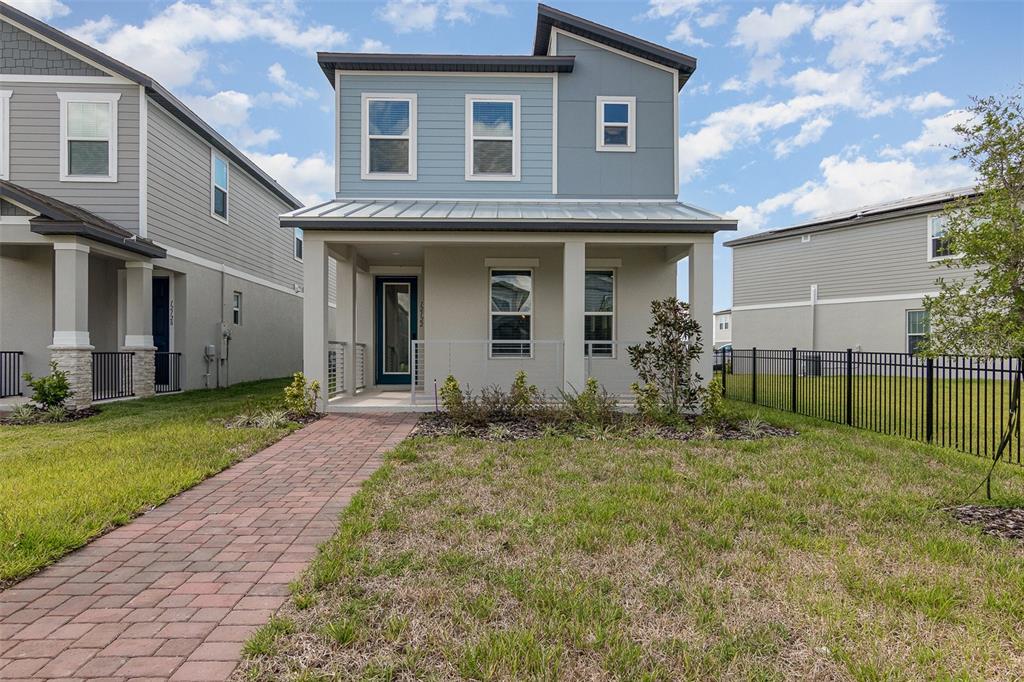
[0,378,294,585]
[240,402,1024,681]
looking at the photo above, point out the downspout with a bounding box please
[809,284,818,350]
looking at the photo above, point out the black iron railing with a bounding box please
[155,352,182,394]
[93,351,134,401]
[1,351,23,398]
[719,347,1023,465]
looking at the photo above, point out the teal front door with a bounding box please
[375,277,417,385]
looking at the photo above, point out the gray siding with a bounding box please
[555,34,676,199]
[338,74,553,197]
[732,211,973,306]
[146,100,301,291]
[1,21,105,76]
[5,80,141,231]
[1,199,30,216]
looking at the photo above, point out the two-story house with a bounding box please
[724,187,976,353]
[713,309,731,349]
[283,4,737,409]
[1,1,305,409]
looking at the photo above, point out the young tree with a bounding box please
[627,298,705,417]
[924,88,1024,498]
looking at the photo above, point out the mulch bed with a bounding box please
[945,505,1024,541]
[412,413,797,442]
[0,406,98,425]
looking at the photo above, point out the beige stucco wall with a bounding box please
[0,244,53,381]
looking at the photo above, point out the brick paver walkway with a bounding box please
[0,413,418,681]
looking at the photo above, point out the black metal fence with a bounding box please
[155,352,182,394]
[92,351,134,401]
[718,347,1022,465]
[1,351,22,398]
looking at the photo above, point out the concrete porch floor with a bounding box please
[327,387,434,413]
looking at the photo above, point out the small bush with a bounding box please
[509,370,539,415]
[698,378,725,427]
[227,407,292,429]
[439,375,464,414]
[560,377,617,426]
[284,372,320,416]
[741,412,765,437]
[5,404,40,425]
[22,361,73,409]
[40,405,69,423]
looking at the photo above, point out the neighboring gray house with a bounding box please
[724,188,976,354]
[712,308,731,349]
[284,4,737,410]
[0,2,304,408]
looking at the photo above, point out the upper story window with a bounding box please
[0,90,10,180]
[362,94,416,180]
[211,152,229,222]
[466,95,520,181]
[490,269,532,356]
[585,270,615,357]
[58,92,119,182]
[928,214,960,261]
[596,96,635,152]
[293,228,304,261]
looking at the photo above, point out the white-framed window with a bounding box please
[907,309,928,354]
[58,92,119,182]
[232,291,242,325]
[466,95,520,181]
[361,93,416,180]
[927,214,960,261]
[211,151,229,222]
[293,228,304,262]
[595,96,635,152]
[0,90,11,180]
[489,269,532,357]
[584,269,615,357]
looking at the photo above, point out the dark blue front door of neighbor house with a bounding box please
[375,277,417,385]
[152,277,170,385]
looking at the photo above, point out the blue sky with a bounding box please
[13,0,1024,310]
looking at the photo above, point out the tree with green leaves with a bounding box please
[924,87,1023,498]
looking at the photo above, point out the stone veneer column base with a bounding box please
[122,346,157,399]
[48,345,94,410]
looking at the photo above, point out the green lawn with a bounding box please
[239,402,1024,681]
[0,379,294,585]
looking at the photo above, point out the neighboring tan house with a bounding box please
[282,4,737,409]
[724,187,976,354]
[0,2,305,409]
[713,309,731,349]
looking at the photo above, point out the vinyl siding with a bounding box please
[4,80,141,231]
[732,211,973,306]
[338,74,553,198]
[146,100,301,291]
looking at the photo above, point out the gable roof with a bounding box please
[533,3,697,89]
[2,180,166,258]
[317,53,575,85]
[724,187,979,248]
[0,1,302,210]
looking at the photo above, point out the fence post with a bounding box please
[791,347,798,412]
[845,348,853,426]
[752,347,758,405]
[721,348,727,394]
[926,356,934,443]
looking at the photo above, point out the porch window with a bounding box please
[0,90,10,180]
[585,270,614,357]
[211,152,229,221]
[362,94,416,179]
[596,96,635,152]
[907,309,928,354]
[490,269,532,357]
[232,291,242,325]
[466,95,519,180]
[58,92,119,181]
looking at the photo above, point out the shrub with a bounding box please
[41,405,69,423]
[508,370,539,415]
[22,361,73,409]
[439,375,464,414]
[627,298,704,418]
[697,378,725,427]
[284,372,320,416]
[560,377,617,426]
[632,381,672,424]
[5,404,39,425]
[439,375,489,425]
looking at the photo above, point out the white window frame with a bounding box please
[595,96,635,153]
[488,267,533,359]
[906,309,927,354]
[927,214,962,262]
[211,150,229,223]
[584,269,616,358]
[232,291,242,326]
[361,93,417,180]
[0,90,11,180]
[293,227,304,262]
[58,91,119,183]
[466,94,521,181]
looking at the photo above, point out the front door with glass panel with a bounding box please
[375,277,417,385]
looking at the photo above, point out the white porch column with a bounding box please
[49,240,93,409]
[303,234,330,410]
[122,261,156,398]
[562,239,586,392]
[335,250,357,394]
[688,239,714,386]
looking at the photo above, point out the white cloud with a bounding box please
[880,55,941,80]
[378,0,505,33]
[69,1,349,89]
[720,77,745,92]
[244,151,334,207]
[265,63,318,106]
[444,0,508,23]
[773,115,831,157]
[732,3,814,55]
[697,8,727,28]
[182,90,280,149]
[812,0,945,68]
[906,91,954,111]
[6,0,69,19]
[646,0,705,19]
[884,108,972,157]
[359,38,391,53]
[667,19,710,47]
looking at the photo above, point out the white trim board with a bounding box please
[156,245,303,299]
[733,291,939,312]
[138,85,148,237]
[0,74,128,84]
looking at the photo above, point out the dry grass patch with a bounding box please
[236,403,1024,681]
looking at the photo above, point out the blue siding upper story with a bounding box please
[338,74,553,198]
